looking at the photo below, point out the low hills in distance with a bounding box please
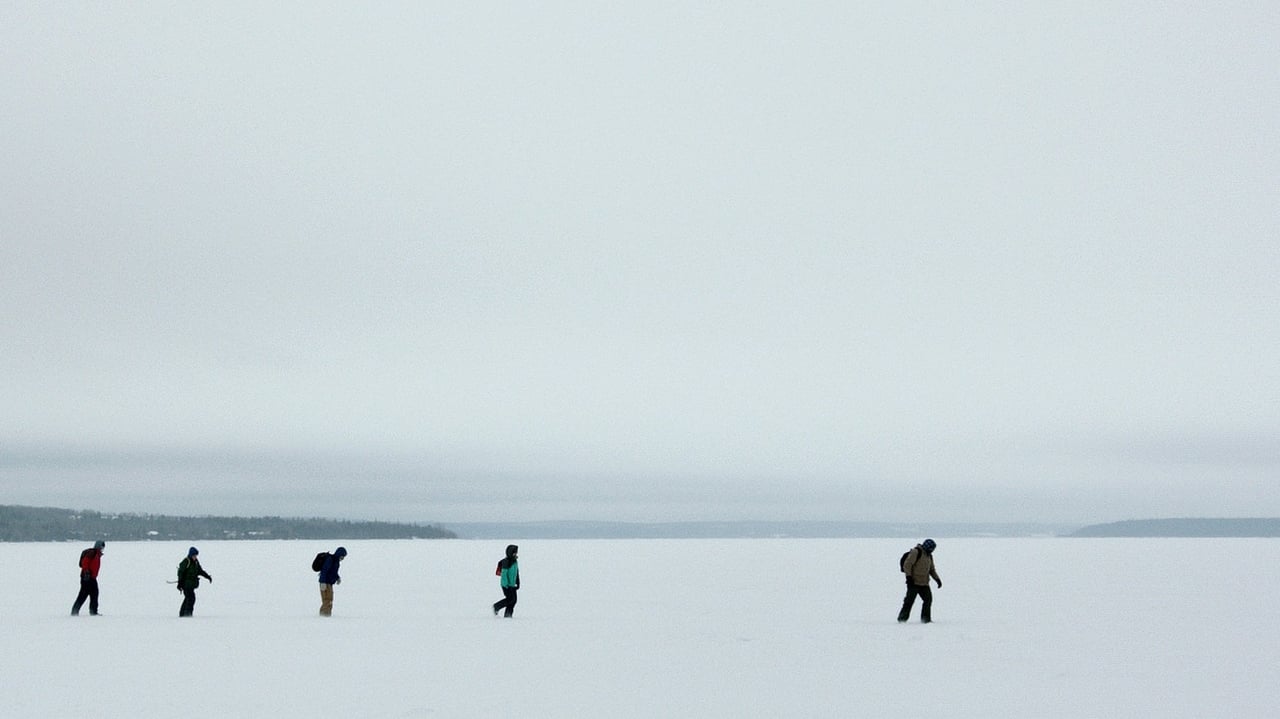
[3,506,1278,541]
[449,520,1075,539]
[0,505,455,542]
[1066,518,1280,538]
[454,518,1280,539]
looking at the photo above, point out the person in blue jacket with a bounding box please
[318,546,347,617]
[492,544,520,617]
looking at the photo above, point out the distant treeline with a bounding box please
[1069,518,1280,538]
[0,505,455,542]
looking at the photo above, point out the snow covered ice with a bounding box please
[3,537,1275,717]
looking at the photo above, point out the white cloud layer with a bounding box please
[2,4,1277,521]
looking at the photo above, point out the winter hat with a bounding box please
[506,544,518,558]
[188,546,199,557]
[922,539,936,552]
[334,547,348,557]
[94,540,105,549]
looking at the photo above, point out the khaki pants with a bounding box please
[319,583,334,616]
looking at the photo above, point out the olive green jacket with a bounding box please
[903,546,941,587]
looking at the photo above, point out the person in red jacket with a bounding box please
[71,540,105,616]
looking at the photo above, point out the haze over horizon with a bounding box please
[3,4,1277,525]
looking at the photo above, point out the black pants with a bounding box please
[493,587,518,617]
[179,587,197,617]
[72,576,99,615]
[898,581,933,622]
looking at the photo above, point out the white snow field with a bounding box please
[2,537,1274,718]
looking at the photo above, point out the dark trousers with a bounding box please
[493,587,518,617]
[898,581,933,622]
[179,587,197,617]
[72,576,99,615]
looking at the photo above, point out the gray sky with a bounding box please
[3,3,1278,524]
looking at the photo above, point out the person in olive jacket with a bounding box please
[492,544,520,618]
[898,538,942,623]
[177,546,213,617]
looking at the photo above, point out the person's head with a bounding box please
[506,544,519,559]
[94,540,105,550]
[922,538,937,553]
[188,546,199,557]
[335,547,348,560]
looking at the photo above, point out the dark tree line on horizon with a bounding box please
[0,505,456,542]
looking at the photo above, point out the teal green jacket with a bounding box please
[500,560,520,589]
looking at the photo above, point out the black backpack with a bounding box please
[312,552,330,572]
[899,548,914,572]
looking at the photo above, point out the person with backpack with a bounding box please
[898,538,942,623]
[316,546,347,616]
[71,540,105,616]
[491,544,520,618]
[177,546,213,617]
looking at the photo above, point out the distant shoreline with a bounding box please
[1066,518,1280,538]
[5,505,1277,541]
[0,505,455,542]
[450,518,1280,539]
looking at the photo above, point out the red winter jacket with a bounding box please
[79,548,102,578]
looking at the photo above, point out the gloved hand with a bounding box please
[208,576,213,583]
[935,579,942,588]
[177,584,184,593]
[335,578,341,585]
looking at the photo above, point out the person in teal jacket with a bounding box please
[491,544,520,617]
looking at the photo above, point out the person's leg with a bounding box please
[502,587,518,617]
[897,583,920,622]
[87,578,100,615]
[319,583,334,616]
[72,578,91,615]
[180,588,196,616]
[919,585,933,623]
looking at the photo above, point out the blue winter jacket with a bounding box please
[318,554,342,585]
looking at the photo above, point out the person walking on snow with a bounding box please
[492,544,520,618]
[318,546,347,617]
[71,540,105,616]
[898,538,942,623]
[177,546,213,617]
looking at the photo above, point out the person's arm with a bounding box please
[929,565,941,588]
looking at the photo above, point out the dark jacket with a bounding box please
[177,556,211,590]
[318,554,342,585]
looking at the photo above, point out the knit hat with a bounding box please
[335,546,348,557]
[188,546,199,557]
[922,539,936,552]
[94,540,105,549]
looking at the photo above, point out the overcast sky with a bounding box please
[2,3,1277,524]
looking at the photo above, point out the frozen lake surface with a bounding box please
[2,537,1274,717]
